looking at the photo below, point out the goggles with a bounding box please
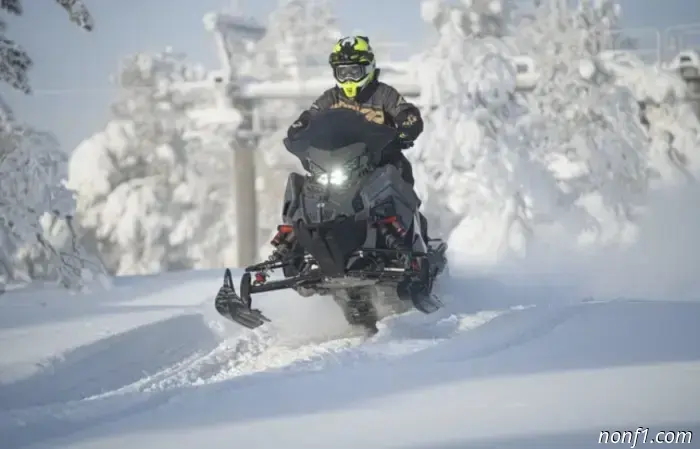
[333,64,368,82]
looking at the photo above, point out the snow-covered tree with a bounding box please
[514,0,651,244]
[246,0,341,129]
[9,212,106,289]
[414,41,596,264]
[411,0,657,264]
[642,94,700,183]
[416,0,518,107]
[601,51,700,185]
[0,0,101,290]
[421,0,515,41]
[251,0,340,81]
[68,49,241,275]
[412,0,538,247]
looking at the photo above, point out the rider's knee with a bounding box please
[382,151,415,187]
[398,155,415,186]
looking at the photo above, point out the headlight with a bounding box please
[317,169,348,186]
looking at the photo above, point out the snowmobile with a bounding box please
[214,108,448,335]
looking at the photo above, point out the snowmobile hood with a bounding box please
[284,108,397,174]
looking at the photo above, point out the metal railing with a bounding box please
[610,26,662,65]
[663,23,700,61]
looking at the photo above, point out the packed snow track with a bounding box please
[0,268,698,449]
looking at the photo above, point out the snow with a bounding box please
[2,179,700,447]
[1,258,698,449]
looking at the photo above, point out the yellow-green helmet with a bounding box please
[329,36,376,98]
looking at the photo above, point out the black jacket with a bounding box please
[289,71,424,143]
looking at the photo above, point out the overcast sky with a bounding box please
[4,0,700,151]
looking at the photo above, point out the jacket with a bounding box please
[289,71,424,143]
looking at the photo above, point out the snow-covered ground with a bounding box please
[1,249,698,449]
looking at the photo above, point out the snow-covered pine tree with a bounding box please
[641,92,700,184]
[0,0,100,290]
[68,49,241,275]
[417,0,518,108]
[249,0,340,125]
[252,0,340,81]
[600,50,700,185]
[411,0,600,265]
[514,0,651,245]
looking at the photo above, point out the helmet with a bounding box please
[329,36,376,98]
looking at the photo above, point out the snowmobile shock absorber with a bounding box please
[378,222,414,270]
[377,217,421,272]
[253,271,268,285]
[376,215,407,238]
[381,225,401,251]
[392,220,408,238]
[271,224,295,246]
[255,225,296,285]
[254,249,284,285]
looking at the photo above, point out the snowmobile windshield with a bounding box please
[284,108,397,186]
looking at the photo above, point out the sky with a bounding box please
[3,0,700,152]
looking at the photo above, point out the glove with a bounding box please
[287,110,311,139]
[394,131,415,150]
[394,108,422,149]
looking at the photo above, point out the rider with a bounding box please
[287,35,430,239]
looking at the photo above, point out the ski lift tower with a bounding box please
[204,8,266,267]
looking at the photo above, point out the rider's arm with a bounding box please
[308,88,337,112]
[288,88,338,138]
[378,84,424,143]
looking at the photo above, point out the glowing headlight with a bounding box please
[317,169,348,186]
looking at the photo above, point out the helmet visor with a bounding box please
[334,64,367,82]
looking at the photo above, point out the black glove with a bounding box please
[393,108,422,149]
[394,132,415,150]
[287,110,312,139]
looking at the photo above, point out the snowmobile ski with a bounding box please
[214,269,270,330]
